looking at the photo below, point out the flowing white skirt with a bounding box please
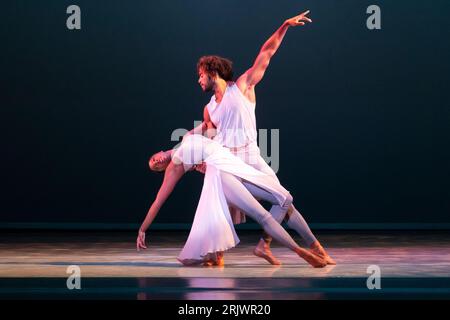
[176,135,290,264]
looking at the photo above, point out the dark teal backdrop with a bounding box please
[1,1,449,228]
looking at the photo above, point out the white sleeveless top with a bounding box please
[207,83,257,148]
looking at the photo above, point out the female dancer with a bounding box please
[136,134,327,268]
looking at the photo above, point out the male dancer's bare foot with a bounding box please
[309,241,336,265]
[253,239,282,265]
[296,247,327,268]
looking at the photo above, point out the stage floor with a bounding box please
[1,230,449,299]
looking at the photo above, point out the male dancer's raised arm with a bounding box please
[186,10,312,140]
[236,10,312,100]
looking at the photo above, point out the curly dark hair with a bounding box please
[197,55,234,81]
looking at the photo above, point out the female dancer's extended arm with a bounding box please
[137,161,185,251]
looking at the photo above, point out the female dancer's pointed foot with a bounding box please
[202,260,214,267]
[215,251,225,266]
[296,248,327,268]
[253,239,282,265]
[203,252,225,267]
[309,241,336,265]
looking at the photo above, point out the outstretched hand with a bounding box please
[285,10,312,27]
[136,230,147,251]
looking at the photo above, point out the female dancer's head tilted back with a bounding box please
[148,150,172,172]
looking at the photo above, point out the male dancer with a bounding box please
[186,10,335,265]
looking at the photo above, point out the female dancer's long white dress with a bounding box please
[172,134,291,264]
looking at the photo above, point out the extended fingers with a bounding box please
[137,241,147,250]
[137,235,147,251]
[298,10,312,23]
[140,236,147,249]
[297,16,311,23]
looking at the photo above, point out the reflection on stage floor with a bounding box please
[1,230,449,299]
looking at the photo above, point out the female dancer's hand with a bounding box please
[194,162,207,174]
[136,229,147,251]
[285,10,312,27]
